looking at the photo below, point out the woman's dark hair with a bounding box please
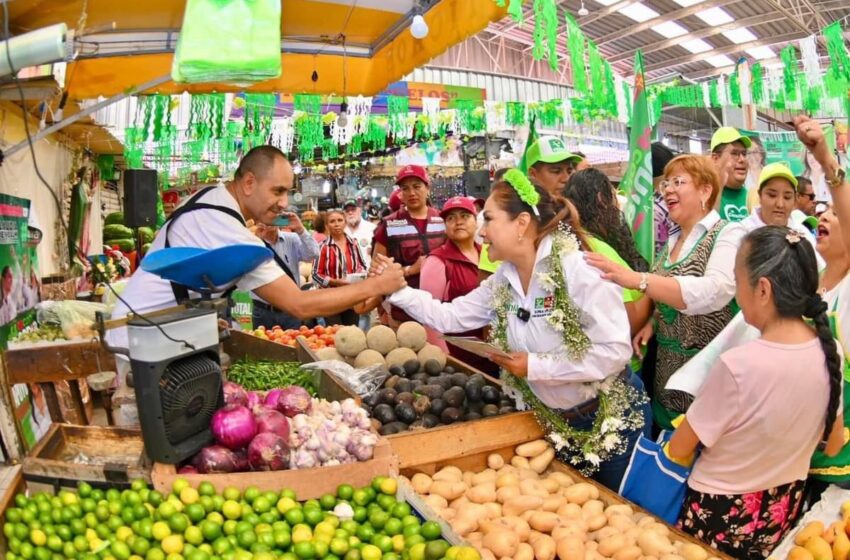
[490,172,588,250]
[565,169,649,272]
[742,226,841,443]
[313,211,327,234]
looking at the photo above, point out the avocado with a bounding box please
[432,376,454,390]
[413,395,431,416]
[481,385,501,404]
[464,411,482,421]
[429,398,447,416]
[465,381,482,402]
[388,364,405,376]
[499,406,516,414]
[418,385,444,400]
[374,404,396,424]
[379,388,398,405]
[395,379,412,394]
[440,407,462,424]
[444,366,456,375]
[385,375,401,389]
[363,392,381,408]
[379,421,408,435]
[412,373,430,384]
[396,392,414,406]
[395,403,417,424]
[443,386,466,409]
[421,414,440,428]
[424,359,443,376]
[450,373,469,387]
[481,404,499,417]
[403,360,421,376]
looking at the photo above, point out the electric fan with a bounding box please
[104,244,273,464]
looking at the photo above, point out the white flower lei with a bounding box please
[490,226,647,475]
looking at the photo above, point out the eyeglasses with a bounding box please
[726,149,748,160]
[801,193,816,201]
[659,176,692,191]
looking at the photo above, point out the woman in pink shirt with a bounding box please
[668,225,844,560]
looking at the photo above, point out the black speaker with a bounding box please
[123,169,158,228]
[464,170,491,200]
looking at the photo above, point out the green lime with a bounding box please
[73,536,88,553]
[206,511,224,525]
[341,521,358,535]
[420,522,441,542]
[351,491,370,508]
[294,541,316,560]
[235,520,254,536]
[148,491,164,507]
[110,540,132,560]
[405,534,426,548]
[197,482,215,498]
[79,498,96,514]
[212,536,232,555]
[131,479,148,492]
[222,519,238,536]
[77,482,93,497]
[345,549,362,560]
[186,549,211,560]
[135,503,152,520]
[361,544,382,560]
[198,496,214,514]
[132,537,151,556]
[355,525,374,543]
[222,487,241,502]
[330,537,350,556]
[368,512,388,531]
[253,496,272,514]
[376,495,396,512]
[146,548,166,560]
[280,488,297,500]
[94,504,109,522]
[236,529,257,550]
[353,507,367,523]
[107,516,125,531]
[370,478,386,493]
[383,519,403,537]
[320,494,337,511]
[171,478,190,496]
[314,539,329,558]
[425,540,449,560]
[138,518,155,540]
[273,529,292,548]
[221,501,241,521]
[168,513,190,534]
[243,487,261,504]
[200,520,222,542]
[89,489,104,502]
[285,508,305,526]
[157,502,177,520]
[46,535,62,552]
[304,508,324,527]
[62,541,77,558]
[373,535,393,554]
[184,526,203,546]
[259,511,278,524]
[335,485,354,502]
[409,543,426,560]
[106,488,122,503]
[122,507,137,525]
[185,504,205,524]
[391,503,411,519]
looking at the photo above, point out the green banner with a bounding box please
[621,51,655,265]
[518,117,539,174]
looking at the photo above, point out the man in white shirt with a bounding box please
[344,199,376,268]
[108,146,405,350]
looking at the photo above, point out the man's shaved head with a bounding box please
[235,146,288,181]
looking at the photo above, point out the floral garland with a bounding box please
[490,226,646,475]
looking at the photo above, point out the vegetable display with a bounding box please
[1,476,481,560]
[785,500,850,560]
[227,359,317,394]
[405,440,721,560]
[12,323,66,344]
[187,382,378,473]
[252,324,341,351]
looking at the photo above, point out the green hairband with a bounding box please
[504,169,541,216]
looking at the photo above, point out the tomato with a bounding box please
[314,326,325,335]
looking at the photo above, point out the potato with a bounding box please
[520,479,550,499]
[483,529,520,558]
[484,502,503,519]
[637,516,656,528]
[542,495,565,512]
[605,504,634,518]
[433,466,463,482]
[451,516,478,536]
[456,502,488,521]
[804,536,833,560]
[480,549,497,560]
[557,502,584,519]
[517,439,550,458]
[645,522,670,537]
[585,514,608,532]
[463,471,474,487]
[519,468,540,481]
[503,496,545,517]
[582,500,605,518]
[468,483,497,504]
[512,456,531,469]
[439,508,456,520]
[564,483,599,505]
[529,511,561,533]
[488,454,506,470]
[553,524,587,542]
[607,515,636,533]
[497,486,522,504]
[473,469,498,486]
[557,536,586,560]
[497,473,520,489]
[501,516,532,542]
[411,473,432,494]
[612,546,642,560]
[516,542,535,560]
[548,471,574,487]
[467,532,484,544]
[529,448,556,473]
[678,544,708,560]
[637,531,674,557]
[598,535,628,557]
[541,478,561,494]
[422,495,447,509]
[659,555,685,560]
[834,528,850,560]
[431,480,466,501]
[593,527,620,541]
[532,534,557,560]
[796,522,826,546]
[450,496,470,510]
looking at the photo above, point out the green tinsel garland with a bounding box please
[588,42,606,109]
[387,96,410,138]
[294,94,322,114]
[751,63,764,105]
[708,80,720,108]
[780,45,799,101]
[532,0,559,72]
[295,115,323,162]
[604,62,618,117]
[495,0,523,23]
[824,21,850,81]
[244,93,276,149]
[365,118,388,152]
[455,99,486,134]
[565,13,588,95]
[321,139,339,161]
[506,102,527,126]
[729,72,741,106]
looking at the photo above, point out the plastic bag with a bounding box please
[301,361,389,397]
[36,300,108,339]
[172,0,281,84]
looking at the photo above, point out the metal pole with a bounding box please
[2,74,171,158]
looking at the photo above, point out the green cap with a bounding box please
[526,136,583,168]
[803,216,819,231]
[710,127,752,151]
[759,162,798,189]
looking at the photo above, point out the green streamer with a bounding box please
[532,0,559,72]
[709,80,720,107]
[387,96,410,137]
[604,62,618,117]
[294,94,322,114]
[506,102,527,126]
[565,13,588,95]
[824,21,850,80]
[588,42,606,109]
[751,63,764,105]
[244,93,276,149]
[729,72,741,106]
[780,45,799,101]
[321,139,339,161]
[455,99,486,134]
[295,115,322,162]
[495,0,523,22]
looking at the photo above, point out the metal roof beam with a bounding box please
[596,0,741,46]
[645,31,806,72]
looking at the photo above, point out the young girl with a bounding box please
[668,226,844,559]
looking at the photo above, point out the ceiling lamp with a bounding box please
[411,15,429,39]
[578,1,589,16]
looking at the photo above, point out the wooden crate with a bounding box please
[22,424,150,489]
[0,465,24,555]
[297,338,544,469]
[400,440,731,560]
[224,330,353,403]
[151,438,397,500]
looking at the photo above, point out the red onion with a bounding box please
[246,391,263,411]
[247,432,290,471]
[255,408,291,440]
[211,405,257,450]
[264,388,284,409]
[178,465,199,474]
[233,448,249,472]
[276,386,313,417]
[223,381,248,407]
[191,445,239,473]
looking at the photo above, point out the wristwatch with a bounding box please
[826,167,847,189]
[638,273,649,293]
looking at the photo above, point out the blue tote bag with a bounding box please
[619,433,692,525]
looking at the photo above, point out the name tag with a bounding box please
[426,223,446,234]
[532,296,556,318]
[387,225,418,236]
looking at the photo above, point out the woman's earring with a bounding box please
[701,199,706,211]
[518,235,523,242]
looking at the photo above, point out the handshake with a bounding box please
[367,254,409,296]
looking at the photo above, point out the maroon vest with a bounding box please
[428,241,498,375]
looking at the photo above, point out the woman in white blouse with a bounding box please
[587,155,746,431]
[378,170,650,490]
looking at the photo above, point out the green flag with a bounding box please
[622,50,655,265]
[518,116,538,173]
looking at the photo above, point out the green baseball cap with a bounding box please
[803,215,819,231]
[526,136,583,168]
[710,127,753,151]
[758,162,798,189]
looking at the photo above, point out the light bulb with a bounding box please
[410,15,429,39]
[578,3,589,16]
[337,113,348,127]
[322,180,331,194]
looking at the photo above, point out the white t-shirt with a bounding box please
[107,185,284,347]
[345,219,376,267]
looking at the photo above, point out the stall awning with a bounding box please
[9,0,506,99]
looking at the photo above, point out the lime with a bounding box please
[345,549,362,560]
[138,519,154,540]
[314,539,329,558]
[111,541,132,560]
[80,498,96,514]
[294,542,316,560]
[157,502,177,520]
[353,507,367,523]
[368,512,388,531]
[273,529,292,548]
[131,538,151,556]
[78,482,93,497]
[378,479,397,497]
[62,541,77,558]
[253,496,272,514]
[409,543,426,560]
[148,491,164,508]
[168,513,190,534]
[134,504,151,521]
[171,479,190,496]
[211,537,232,555]
[420,522,441,542]
[222,520,238,536]
[374,535,393,554]
[74,535,88,552]
[384,519,403,537]
[402,525,420,538]
[425,540,449,560]
[391,503,411,519]
[236,530,257,549]
[335,485,354,502]
[161,534,184,555]
[259,511,278,525]
[235,520,253,536]
[222,487,241,502]
[391,535,405,553]
[292,524,313,544]
[277,497,297,515]
[146,549,166,560]
[243,487,261,504]
[185,504,205,524]
[106,489,122,503]
[351,491,370,508]
[320,494,337,511]
[181,526,201,546]
[186,549,210,560]
[152,521,172,541]
[355,525,374,543]
[30,529,47,547]
[330,537,350,556]
[281,488,297,500]
[179,488,199,506]
[361,544,382,560]
[304,508,325,527]
[376,495,396,513]
[199,520,221,542]
[285,508,305,526]
[45,534,62,552]
[221,501,241,521]
[404,534,426,548]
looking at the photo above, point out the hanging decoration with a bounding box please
[532,0,559,72]
[565,13,588,96]
[495,0,524,24]
[454,99,486,134]
[751,63,765,105]
[506,101,527,127]
[243,93,276,150]
[824,21,850,80]
[387,96,410,138]
[729,71,741,106]
[780,45,800,102]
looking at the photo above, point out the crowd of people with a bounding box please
[110,114,845,560]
